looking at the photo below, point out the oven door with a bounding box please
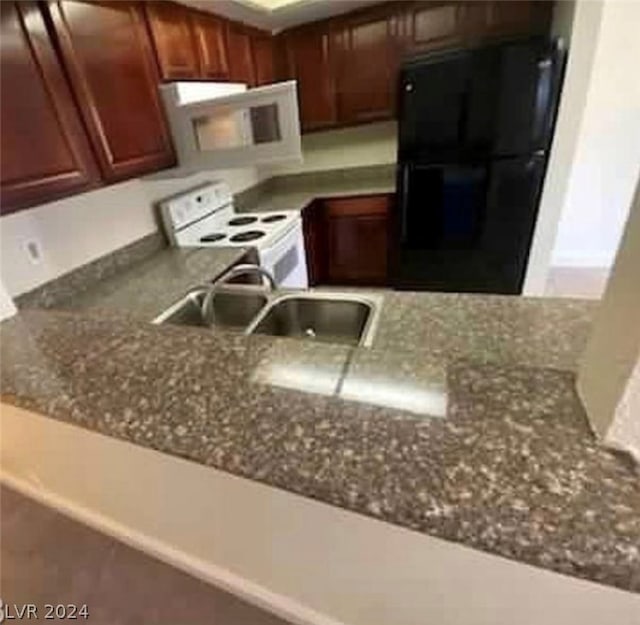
[259,220,308,289]
[161,81,302,171]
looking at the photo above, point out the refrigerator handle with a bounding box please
[532,58,551,146]
[532,48,562,148]
[400,164,409,242]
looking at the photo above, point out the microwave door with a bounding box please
[161,80,302,170]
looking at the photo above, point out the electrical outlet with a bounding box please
[23,238,43,265]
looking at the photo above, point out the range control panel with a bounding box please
[159,181,232,231]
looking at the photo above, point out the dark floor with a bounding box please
[0,485,294,625]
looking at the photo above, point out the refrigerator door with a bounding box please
[481,154,546,292]
[394,155,546,293]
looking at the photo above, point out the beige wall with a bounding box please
[551,0,640,268]
[577,178,640,461]
[0,167,264,298]
[266,121,397,175]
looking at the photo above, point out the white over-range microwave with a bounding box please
[160,80,302,172]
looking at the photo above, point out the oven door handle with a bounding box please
[258,218,306,287]
[258,218,303,260]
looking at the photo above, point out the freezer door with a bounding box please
[471,39,565,156]
[398,50,470,160]
[394,155,546,293]
[398,39,564,160]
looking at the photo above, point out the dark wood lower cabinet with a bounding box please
[302,199,327,286]
[303,194,392,287]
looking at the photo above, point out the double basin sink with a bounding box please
[153,285,381,347]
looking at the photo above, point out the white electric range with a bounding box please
[159,181,308,289]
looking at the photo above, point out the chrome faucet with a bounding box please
[201,264,276,326]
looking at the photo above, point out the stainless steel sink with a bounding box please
[153,286,268,329]
[247,292,380,347]
[154,285,380,347]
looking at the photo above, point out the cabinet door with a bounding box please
[0,1,99,214]
[325,196,391,285]
[226,21,256,85]
[332,7,399,124]
[284,23,336,131]
[464,1,552,42]
[251,33,275,85]
[145,1,199,80]
[191,10,229,79]
[400,1,465,55]
[48,1,176,182]
[302,200,327,286]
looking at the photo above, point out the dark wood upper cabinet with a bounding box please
[190,10,229,79]
[331,6,400,124]
[226,21,256,85]
[0,1,99,214]
[399,1,466,55]
[47,1,176,183]
[277,0,552,132]
[251,32,275,86]
[282,23,336,131]
[464,0,552,42]
[145,0,199,80]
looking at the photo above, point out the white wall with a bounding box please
[266,120,397,175]
[550,0,640,268]
[0,167,263,297]
[524,0,603,294]
[0,278,17,320]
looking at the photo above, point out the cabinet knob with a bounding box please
[405,82,413,93]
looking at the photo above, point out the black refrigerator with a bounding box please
[393,37,566,294]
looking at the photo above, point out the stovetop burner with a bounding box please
[230,230,265,243]
[262,214,287,223]
[228,216,257,226]
[200,233,226,243]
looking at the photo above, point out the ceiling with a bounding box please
[180,0,382,32]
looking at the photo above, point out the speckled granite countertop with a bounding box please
[2,293,639,593]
